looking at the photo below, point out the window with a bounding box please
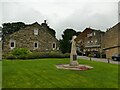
[10,40,15,49]
[87,41,90,44]
[52,43,56,50]
[11,42,14,47]
[87,33,92,37]
[93,32,96,36]
[34,29,38,35]
[34,42,38,49]
[35,43,37,47]
[95,40,97,43]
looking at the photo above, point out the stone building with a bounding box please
[76,28,105,57]
[103,23,120,58]
[2,21,59,55]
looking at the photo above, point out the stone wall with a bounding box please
[2,23,59,55]
[105,48,118,59]
[103,23,120,58]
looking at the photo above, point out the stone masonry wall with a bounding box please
[103,23,119,58]
[3,23,59,55]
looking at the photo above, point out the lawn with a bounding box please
[2,58,118,88]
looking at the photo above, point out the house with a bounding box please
[103,23,120,58]
[2,21,59,56]
[76,28,105,57]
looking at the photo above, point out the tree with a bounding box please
[59,29,77,53]
[2,22,26,38]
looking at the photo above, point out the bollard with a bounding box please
[107,58,110,63]
[89,54,92,61]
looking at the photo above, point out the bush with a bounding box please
[6,49,70,59]
[10,48,32,57]
[88,54,93,57]
[6,54,17,59]
[25,52,70,59]
[6,48,32,59]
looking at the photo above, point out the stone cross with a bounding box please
[70,36,79,66]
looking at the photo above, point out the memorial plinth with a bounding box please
[70,36,79,66]
[56,36,93,71]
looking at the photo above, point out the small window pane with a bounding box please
[11,42,14,47]
[34,29,38,35]
[53,43,55,48]
[35,43,37,47]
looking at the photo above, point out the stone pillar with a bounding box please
[70,36,79,66]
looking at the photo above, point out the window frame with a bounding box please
[34,41,38,49]
[34,28,38,35]
[52,42,56,50]
[10,40,15,50]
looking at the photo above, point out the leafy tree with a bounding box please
[59,29,77,53]
[2,22,26,38]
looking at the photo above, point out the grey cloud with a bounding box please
[52,2,118,39]
[1,2,118,39]
[2,2,45,24]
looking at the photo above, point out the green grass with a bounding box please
[2,58,118,88]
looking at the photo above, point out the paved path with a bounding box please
[77,56,120,64]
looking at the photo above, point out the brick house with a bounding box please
[76,28,92,53]
[103,22,120,58]
[76,28,105,57]
[2,21,59,55]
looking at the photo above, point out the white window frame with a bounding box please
[87,41,90,44]
[34,41,38,49]
[34,28,38,35]
[52,42,56,50]
[87,33,92,37]
[95,40,97,43]
[10,40,15,50]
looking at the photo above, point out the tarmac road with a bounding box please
[77,56,120,64]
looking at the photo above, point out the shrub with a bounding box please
[6,54,17,59]
[88,54,93,57]
[6,48,32,59]
[24,52,70,59]
[6,49,70,59]
[10,48,32,57]
[64,53,70,58]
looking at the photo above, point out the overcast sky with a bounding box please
[0,0,119,39]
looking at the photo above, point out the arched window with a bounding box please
[34,41,38,49]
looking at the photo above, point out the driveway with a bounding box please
[77,56,120,64]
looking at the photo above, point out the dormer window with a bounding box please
[34,28,38,35]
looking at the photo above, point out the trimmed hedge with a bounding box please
[6,49,70,59]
